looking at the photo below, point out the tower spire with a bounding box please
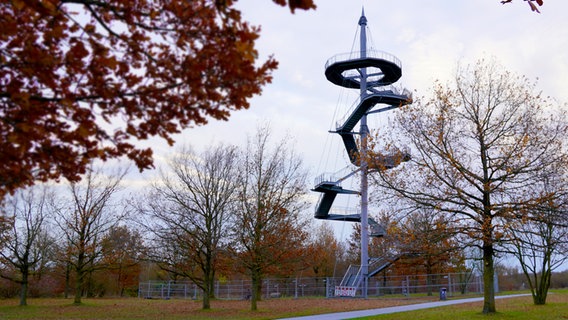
[359,7,367,26]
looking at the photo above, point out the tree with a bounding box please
[306,223,344,279]
[501,0,544,13]
[52,166,126,304]
[396,209,458,296]
[0,0,315,198]
[141,145,239,309]
[232,125,309,311]
[370,59,567,314]
[100,225,145,297]
[0,186,54,306]
[506,161,568,305]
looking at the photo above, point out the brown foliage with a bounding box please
[100,226,144,297]
[501,0,544,13]
[0,0,314,197]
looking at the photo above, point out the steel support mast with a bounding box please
[358,11,370,299]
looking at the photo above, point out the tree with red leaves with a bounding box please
[0,0,315,198]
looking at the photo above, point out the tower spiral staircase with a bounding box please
[312,10,412,296]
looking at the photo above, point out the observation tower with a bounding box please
[312,9,412,298]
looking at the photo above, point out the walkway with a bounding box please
[279,294,530,320]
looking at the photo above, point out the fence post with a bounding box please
[447,273,452,298]
[494,273,499,293]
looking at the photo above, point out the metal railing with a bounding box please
[325,49,402,70]
[335,86,411,130]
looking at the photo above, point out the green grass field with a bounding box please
[0,290,566,319]
[358,290,568,320]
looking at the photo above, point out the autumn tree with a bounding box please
[370,59,567,314]
[52,166,127,304]
[396,209,458,296]
[100,225,145,297]
[232,125,310,311]
[0,0,315,198]
[305,223,344,279]
[141,145,239,309]
[0,186,54,306]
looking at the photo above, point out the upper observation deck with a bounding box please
[325,50,403,88]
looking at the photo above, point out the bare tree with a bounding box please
[141,145,239,310]
[232,125,310,311]
[507,160,568,305]
[0,186,54,306]
[53,166,127,304]
[370,58,568,313]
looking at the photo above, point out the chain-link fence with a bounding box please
[139,272,496,300]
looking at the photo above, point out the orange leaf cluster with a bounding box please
[1,1,314,197]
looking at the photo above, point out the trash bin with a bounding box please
[440,287,447,301]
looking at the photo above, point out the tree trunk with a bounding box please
[482,242,496,314]
[533,267,551,305]
[19,270,29,306]
[74,269,83,305]
[426,264,433,296]
[117,264,123,297]
[64,262,70,299]
[250,270,262,311]
[202,273,212,310]
[74,254,84,305]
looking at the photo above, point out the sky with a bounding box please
[137,1,568,179]
[127,1,568,245]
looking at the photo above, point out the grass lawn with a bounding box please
[358,290,568,320]
[0,290,565,319]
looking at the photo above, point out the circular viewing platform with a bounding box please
[325,49,403,88]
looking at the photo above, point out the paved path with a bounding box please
[279,294,530,320]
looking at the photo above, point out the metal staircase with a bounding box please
[312,24,411,225]
[337,254,400,295]
[340,265,364,287]
[313,174,359,221]
[368,255,401,277]
[313,9,412,298]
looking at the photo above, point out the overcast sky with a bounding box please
[137,1,565,177]
[129,1,568,235]
[167,2,564,155]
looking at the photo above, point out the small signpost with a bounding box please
[335,286,357,297]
